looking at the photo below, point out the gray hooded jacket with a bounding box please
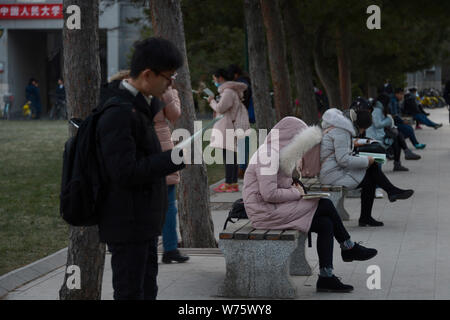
[319,108,369,189]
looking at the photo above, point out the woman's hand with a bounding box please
[207,96,214,103]
[368,156,375,166]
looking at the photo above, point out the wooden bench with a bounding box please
[217,220,311,299]
[302,177,350,221]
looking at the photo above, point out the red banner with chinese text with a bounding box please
[0,4,63,20]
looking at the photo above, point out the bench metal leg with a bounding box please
[290,233,312,276]
[218,239,298,299]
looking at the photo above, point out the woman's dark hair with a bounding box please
[129,37,183,78]
[29,78,37,85]
[213,68,233,81]
[376,93,391,115]
[355,110,373,130]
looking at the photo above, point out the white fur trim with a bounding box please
[279,126,323,176]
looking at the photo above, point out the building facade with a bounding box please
[0,0,145,117]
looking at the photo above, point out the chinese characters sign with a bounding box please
[0,4,63,19]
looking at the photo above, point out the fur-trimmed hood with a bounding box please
[321,108,356,136]
[218,81,247,100]
[264,117,322,176]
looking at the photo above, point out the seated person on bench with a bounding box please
[243,116,377,293]
[319,108,414,227]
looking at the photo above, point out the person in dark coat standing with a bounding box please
[95,37,186,300]
[25,78,42,119]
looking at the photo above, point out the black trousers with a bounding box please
[357,163,399,221]
[223,149,238,184]
[389,131,408,162]
[309,198,351,269]
[107,237,158,300]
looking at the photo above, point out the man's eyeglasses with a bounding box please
[160,72,178,82]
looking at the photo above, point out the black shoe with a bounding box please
[388,189,414,202]
[404,149,421,160]
[359,217,384,227]
[434,123,443,129]
[316,275,354,293]
[162,249,190,264]
[393,162,409,171]
[341,243,378,262]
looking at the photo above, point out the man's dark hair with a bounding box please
[355,110,372,130]
[29,78,37,85]
[213,68,233,81]
[129,37,183,78]
[394,88,404,94]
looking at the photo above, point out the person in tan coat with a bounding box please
[154,86,189,263]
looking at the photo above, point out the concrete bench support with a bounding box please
[218,220,311,299]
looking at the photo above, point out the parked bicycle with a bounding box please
[1,94,13,120]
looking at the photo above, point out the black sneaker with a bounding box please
[316,275,354,293]
[359,217,384,227]
[341,243,378,262]
[162,249,190,264]
[388,189,414,202]
[434,123,443,129]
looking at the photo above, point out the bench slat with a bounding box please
[219,220,251,239]
[234,224,256,240]
[265,230,283,240]
[249,229,269,240]
[280,230,299,240]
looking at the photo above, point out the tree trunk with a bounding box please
[260,0,293,121]
[336,27,352,109]
[244,0,274,130]
[150,0,216,248]
[280,0,318,125]
[59,0,105,300]
[313,23,342,109]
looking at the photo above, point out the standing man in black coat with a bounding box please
[95,37,186,300]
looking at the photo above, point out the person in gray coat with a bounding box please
[319,108,414,227]
[366,94,410,171]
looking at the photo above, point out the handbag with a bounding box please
[383,127,398,147]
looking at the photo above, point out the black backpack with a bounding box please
[59,101,117,226]
[223,198,248,230]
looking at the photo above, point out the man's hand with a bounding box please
[368,156,375,166]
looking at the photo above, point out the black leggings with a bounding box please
[357,163,400,221]
[223,149,238,184]
[309,198,351,269]
[390,133,408,162]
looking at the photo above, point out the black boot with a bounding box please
[359,216,384,227]
[388,189,414,202]
[341,243,378,262]
[316,275,354,293]
[162,249,190,264]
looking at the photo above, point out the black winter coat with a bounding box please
[95,81,185,243]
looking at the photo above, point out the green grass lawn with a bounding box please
[0,120,224,276]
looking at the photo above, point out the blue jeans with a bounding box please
[414,113,437,128]
[162,185,178,252]
[397,123,419,145]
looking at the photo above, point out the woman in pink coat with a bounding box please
[243,116,378,292]
[208,68,250,193]
[154,86,189,264]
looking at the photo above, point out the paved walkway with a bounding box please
[2,107,450,300]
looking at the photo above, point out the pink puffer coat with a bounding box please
[209,81,250,151]
[154,87,181,185]
[242,117,323,232]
